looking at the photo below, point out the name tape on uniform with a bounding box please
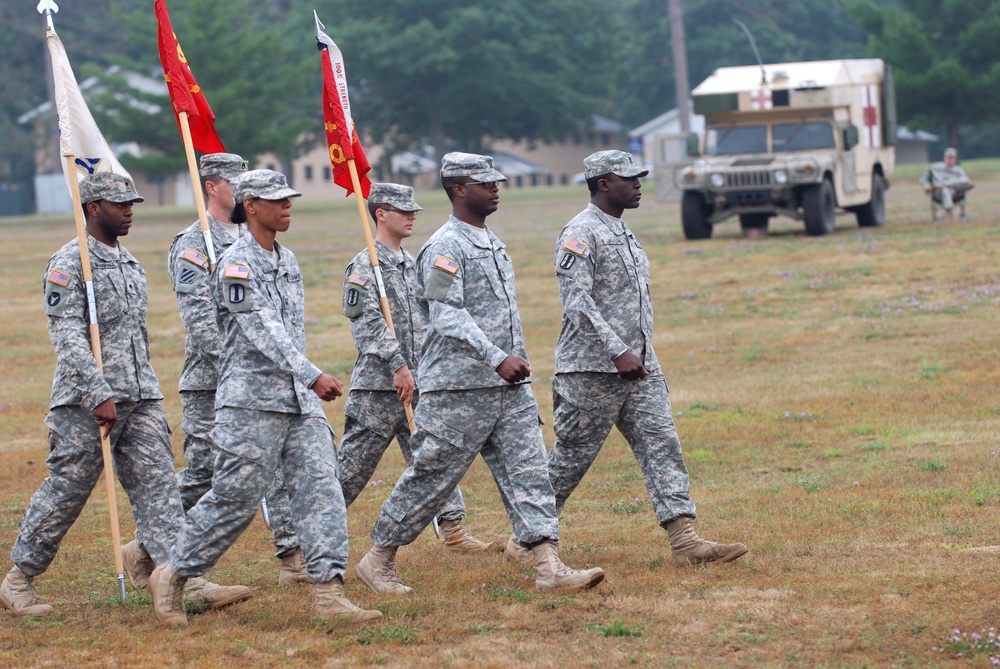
[223,264,250,280]
[433,256,459,274]
[182,248,209,267]
[47,269,72,287]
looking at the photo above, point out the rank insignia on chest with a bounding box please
[223,264,250,280]
[433,256,459,274]
[47,269,72,287]
[347,273,370,287]
[563,238,587,256]
[182,248,208,267]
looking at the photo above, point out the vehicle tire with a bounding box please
[739,213,769,235]
[681,191,713,240]
[803,180,836,236]
[855,174,885,228]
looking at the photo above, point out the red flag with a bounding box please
[316,14,371,198]
[155,0,225,154]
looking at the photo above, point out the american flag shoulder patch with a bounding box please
[433,256,459,274]
[347,273,370,287]
[563,238,588,256]
[223,264,250,280]
[47,269,72,287]
[182,248,208,267]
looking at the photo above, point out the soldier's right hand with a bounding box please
[613,351,649,381]
[496,356,531,384]
[312,374,345,401]
[92,397,117,439]
[393,365,415,405]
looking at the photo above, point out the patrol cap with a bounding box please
[440,152,507,183]
[199,152,248,180]
[944,147,958,159]
[369,183,423,212]
[231,169,302,203]
[79,172,144,204]
[583,150,649,179]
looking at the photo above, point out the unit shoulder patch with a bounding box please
[182,248,209,267]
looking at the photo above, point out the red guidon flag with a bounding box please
[155,0,225,154]
[315,11,371,198]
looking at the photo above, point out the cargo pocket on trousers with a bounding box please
[17,496,57,545]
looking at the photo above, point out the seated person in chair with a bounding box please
[921,147,973,220]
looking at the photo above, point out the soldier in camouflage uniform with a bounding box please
[0,173,250,616]
[149,170,380,628]
[137,153,306,588]
[341,182,501,555]
[354,154,605,596]
[545,150,748,568]
[920,147,973,219]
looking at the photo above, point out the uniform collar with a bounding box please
[447,215,497,249]
[86,233,135,263]
[588,203,627,235]
[374,240,412,267]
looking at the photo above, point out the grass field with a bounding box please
[1,162,999,667]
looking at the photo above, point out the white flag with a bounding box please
[46,27,132,193]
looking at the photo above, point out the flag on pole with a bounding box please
[155,0,225,154]
[315,12,371,198]
[46,27,133,193]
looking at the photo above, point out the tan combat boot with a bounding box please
[149,563,189,627]
[666,516,748,567]
[531,541,605,592]
[0,566,55,616]
[183,577,252,609]
[439,518,503,555]
[354,545,413,595]
[312,577,383,624]
[121,540,155,589]
[505,533,535,567]
[278,549,311,586]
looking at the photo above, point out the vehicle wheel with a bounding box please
[681,191,713,240]
[803,180,835,235]
[739,213,769,236]
[855,174,885,228]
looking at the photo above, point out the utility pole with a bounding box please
[668,0,690,134]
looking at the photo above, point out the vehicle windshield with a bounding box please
[773,122,835,151]
[705,125,767,155]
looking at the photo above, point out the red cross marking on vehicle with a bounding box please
[862,85,879,148]
[751,88,772,110]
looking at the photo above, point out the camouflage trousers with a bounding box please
[371,384,557,548]
[933,184,971,210]
[340,389,465,520]
[175,390,299,557]
[171,408,348,583]
[11,401,183,576]
[549,372,697,526]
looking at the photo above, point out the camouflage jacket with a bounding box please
[42,234,162,412]
[415,215,530,392]
[212,234,321,415]
[343,241,424,392]
[919,162,970,189]
[553,203,659,374]
[167,213,243,392]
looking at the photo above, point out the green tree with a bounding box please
[305,0,624,161]
[849,0,1000,148]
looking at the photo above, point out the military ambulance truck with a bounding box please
[676,59,896,239]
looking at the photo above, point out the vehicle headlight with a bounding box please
[774,169,788,184]
[710,173,725,188]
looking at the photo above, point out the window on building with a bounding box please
[304,165,314,181]
[323,166,332,181]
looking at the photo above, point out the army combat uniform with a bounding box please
[549,202,698,525]
[340,241,465,520]
[368,215,557,548]
[920,158,971,211]
[168,212,299,558]
[168,229,349,584]
[11,234,183,577]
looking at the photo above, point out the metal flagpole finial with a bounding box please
[37,0,59,29]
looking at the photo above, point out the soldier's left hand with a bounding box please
[393,365,415,405]
[312,373,345,401]
[496,356,532,384]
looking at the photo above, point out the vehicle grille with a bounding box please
[726,171,772,188]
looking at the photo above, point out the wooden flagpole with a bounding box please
[178,111,217,271]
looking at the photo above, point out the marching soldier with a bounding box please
[340,182,501,554]
[354,153,605,596]
[0,173,249,616]
[149,170,379,627]
[545,150,748,567]
[136,153,306,588]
